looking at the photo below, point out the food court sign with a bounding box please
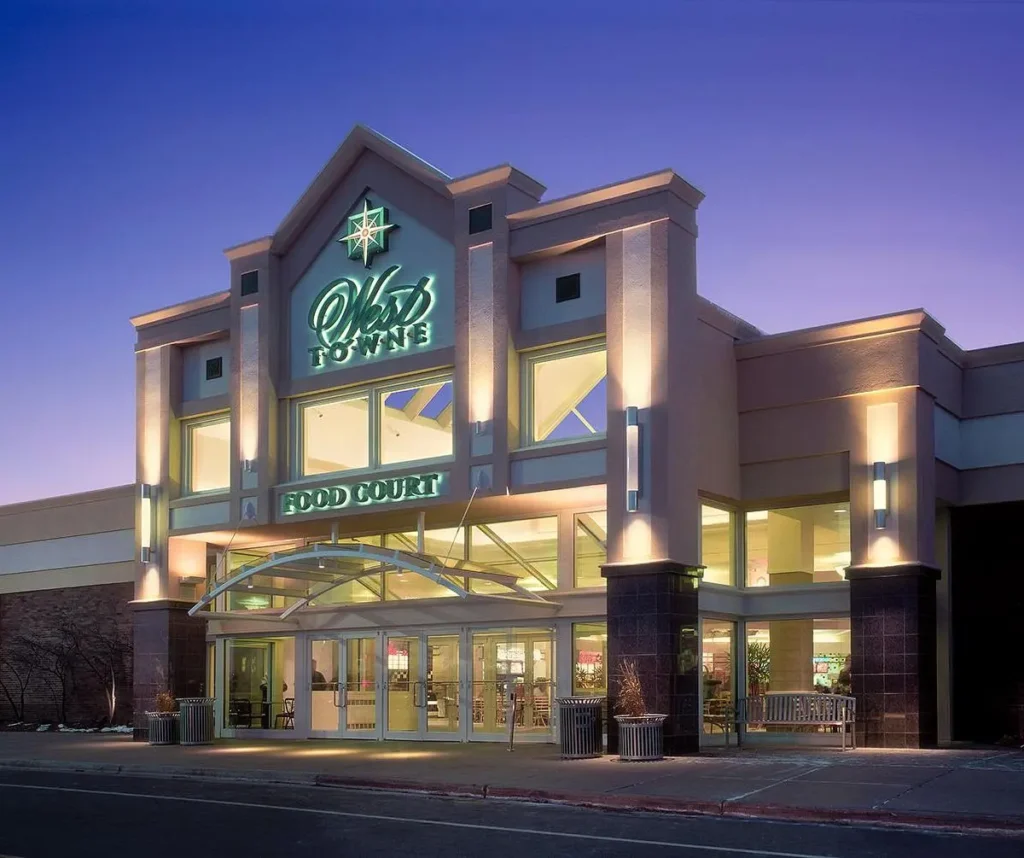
[306,200,436,369]
[280,472,447,517]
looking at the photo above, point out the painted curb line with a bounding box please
[2,759,1022,837]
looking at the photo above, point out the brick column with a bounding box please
[847,563,939,748]
[602,561,703,755]
[131,600,208,740]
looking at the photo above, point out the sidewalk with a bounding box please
[2,732,1023,834]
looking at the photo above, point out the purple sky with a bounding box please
[1,0,1021,505]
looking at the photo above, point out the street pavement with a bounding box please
[1,733,1023,833]
[0,769,1021,858]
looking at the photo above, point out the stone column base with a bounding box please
[131,599,209,738]
[846,562,940,748]
[602,559,704,755]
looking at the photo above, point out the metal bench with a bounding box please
[738,693,856,749]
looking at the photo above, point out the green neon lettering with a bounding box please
[404,476,422,497]
[308,266,434,366]
[420,473,440,496]
[352,483,369,503]
[328,486,347,508]
[282,493,297,515]
[356,333,382,356]
[296,491,313,512]
[281,473,446,516]
[369,480,388,501]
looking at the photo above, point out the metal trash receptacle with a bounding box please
[177,697,216,746]
[556,697,605,759]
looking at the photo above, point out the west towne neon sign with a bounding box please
[306,200,437,369]
[281,472,445,516]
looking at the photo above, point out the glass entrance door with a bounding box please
[310,635,379,738]
[384,632,461,740]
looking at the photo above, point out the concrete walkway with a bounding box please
[2,733,1022,833]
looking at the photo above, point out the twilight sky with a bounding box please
[1,0,1022,505]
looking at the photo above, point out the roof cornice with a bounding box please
[507,169,704,228]
[130,290,231,330]
[447,164,546,200]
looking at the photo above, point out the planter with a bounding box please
[615,714,666,761]
[146,712,180,746]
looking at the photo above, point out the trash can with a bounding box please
[177,697,216,746]
[556,697,605,759]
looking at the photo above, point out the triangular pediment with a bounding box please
[271,125,452,256]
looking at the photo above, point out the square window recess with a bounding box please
[555,273,581,303]
[468,203,492,235]
[240,270,259,296]
[205,357,223,381]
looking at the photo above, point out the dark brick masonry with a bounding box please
[602,560,703,755]
[0,582,134,725]
[847,563,939,749]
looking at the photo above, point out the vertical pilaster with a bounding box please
[848,389,940,747]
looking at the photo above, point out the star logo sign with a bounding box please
[339,199,396,267]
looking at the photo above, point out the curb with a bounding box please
[2,759,1023,837]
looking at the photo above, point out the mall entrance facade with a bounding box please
[126,125,1024,751]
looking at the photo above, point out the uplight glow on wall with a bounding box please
[625,406,641,512]
[872,461,889,529]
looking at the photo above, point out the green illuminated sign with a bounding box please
[307,264,433,368]
[306,201,437,369]
[341,199,396,268]
[281,472,445,516]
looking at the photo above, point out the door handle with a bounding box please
[414,680,427,708]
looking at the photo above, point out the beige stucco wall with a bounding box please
[0,485,135,594]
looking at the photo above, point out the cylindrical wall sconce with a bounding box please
[872,461,888,529]
[139,483,155,562]
[626,406,641,512]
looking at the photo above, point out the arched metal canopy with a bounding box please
[189,541,552,620]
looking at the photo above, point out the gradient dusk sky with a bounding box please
[1,0,1021,505]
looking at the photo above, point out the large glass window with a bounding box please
[300,396,369,476]
[185,415,230,494]
[745,503,851,587]
[385,528,463,600]
[745,617,852,698]
[574,511,607,589]
[572,622,607,696]
[700,505,734,586]
[225,636,295,730]
[380,380,453,465]
[702,621,735,734]
[469,518,558,592]
[297,374,453,478]
[526,344,606,446]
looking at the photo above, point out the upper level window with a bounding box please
[185,415,230,494]
[525,342,606,446]
[298,374,453,479]
[700,504,735,586]
[745,502,851,587]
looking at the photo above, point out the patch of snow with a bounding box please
[100,726,134,734]
[57,725,97,733]
[7,722,23,727]
[36,724,51,732]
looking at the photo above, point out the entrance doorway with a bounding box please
[309,636,378,738]
[300,626,555,742]
[384,632,461,740]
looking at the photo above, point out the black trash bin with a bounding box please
[556,697,605,758]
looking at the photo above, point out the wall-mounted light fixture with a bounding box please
[139,483,154,562]
[625,406,641,512]
[872,461,888,529]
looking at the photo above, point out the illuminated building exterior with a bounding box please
[3,126,1023,750]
